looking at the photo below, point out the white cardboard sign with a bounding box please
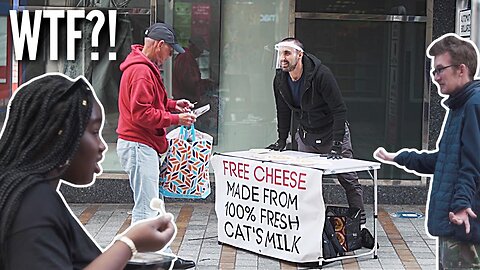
[212,154,324,262]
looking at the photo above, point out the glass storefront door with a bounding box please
[295,2,427,179]
[171,0,221,143]
[215,0,289,153]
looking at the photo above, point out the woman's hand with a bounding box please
[124,214,176,252]
[84,214,176,270]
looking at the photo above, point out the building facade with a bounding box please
[0,0,465,181]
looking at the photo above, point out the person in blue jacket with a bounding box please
[374,33,480,269]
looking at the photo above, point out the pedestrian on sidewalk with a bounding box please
[116,22,196,269]
[0,73,176,269]
[375,33,480,269]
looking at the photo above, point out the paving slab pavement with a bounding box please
[72,203,437,269]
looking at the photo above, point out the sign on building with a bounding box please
[459,9,471,37]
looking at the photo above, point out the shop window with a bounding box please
[9,1,161,172]
[215,0,289,152]
[295,18,425,180]
[172,0,221,143]
[295,0,426,16]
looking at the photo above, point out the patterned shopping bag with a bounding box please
[159,125,213,199]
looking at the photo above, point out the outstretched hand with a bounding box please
[374,147,397,162]
[124,214,176,253]
[449,208,477,234]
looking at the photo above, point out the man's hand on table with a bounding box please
[266,139,286,151]
[327,141,343,159]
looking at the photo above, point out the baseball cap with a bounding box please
[145,23,185,53]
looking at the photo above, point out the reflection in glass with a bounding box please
[14,1,159,172]
[296,19,425,179]
[216,0,289,152]
[172,0,221,143]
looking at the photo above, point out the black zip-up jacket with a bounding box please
[273,53,347,143]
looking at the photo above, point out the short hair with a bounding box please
[428,35,478,79]
[0,74,94,266]
[281,37,305,51]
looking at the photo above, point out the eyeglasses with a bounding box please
[432,64,459,76]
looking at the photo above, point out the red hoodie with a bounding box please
[117,45,180,154]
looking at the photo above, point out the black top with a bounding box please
[273,53,347,142]
[4,182,101,269]
[287,73,304,108]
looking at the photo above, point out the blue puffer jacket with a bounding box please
[394,80,480,243]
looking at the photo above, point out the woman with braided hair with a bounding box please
[0,73,176,269]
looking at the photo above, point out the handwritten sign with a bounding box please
[212,155,324,262]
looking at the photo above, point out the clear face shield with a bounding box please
[273,41,304,70]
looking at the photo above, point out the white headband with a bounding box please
[274,41,304,53]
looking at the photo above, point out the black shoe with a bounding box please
[361,228,375,249]
[172,257,196,269]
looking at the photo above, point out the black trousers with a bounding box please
[294,125,366,223]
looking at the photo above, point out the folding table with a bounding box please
[212,150,381,267]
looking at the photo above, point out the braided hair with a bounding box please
[0,74,94,266]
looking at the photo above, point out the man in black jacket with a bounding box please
[267,38,366,224]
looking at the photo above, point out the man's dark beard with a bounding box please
[281,61,296,72]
